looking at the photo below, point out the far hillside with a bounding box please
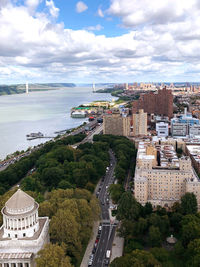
[0,83,76,96]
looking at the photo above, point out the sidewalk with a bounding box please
[110,228,124,263]
[80,220,100,267]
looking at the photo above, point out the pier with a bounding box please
[27,136,55,141]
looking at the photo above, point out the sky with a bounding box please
[1,0,200,84]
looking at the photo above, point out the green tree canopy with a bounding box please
[148,226,162,247]
[181,192,198,215]
[117,192,141,221]
[36,243,73,267]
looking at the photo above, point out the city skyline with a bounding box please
[1,0,200,83]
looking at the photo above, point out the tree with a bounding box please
[150,247,169,263]
[50,209,82,258]
[110,255,131,267]
[144,202,153,216]
[39,201,54,218]
[117,192,141,221]
[110,250,160,267]
[108,184,125,203]
[148,226,162,247]
[40,167,65,188]
[36,243,73,267]
[181,221,200,247]
[115,166,126,184]
[170,212,182,233]
[181,192,197,215]
[187,238,200,266]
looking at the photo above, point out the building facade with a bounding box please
[134,142,200,209]
[156,122,169,137]
[0,189,49,267]
[103,113,130,136]
[171,108,200,138]
[132,109,147,136]
[132,87,173,118]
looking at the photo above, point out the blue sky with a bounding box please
[0,0,200,84]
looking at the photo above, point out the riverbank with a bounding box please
[0,83,76,96]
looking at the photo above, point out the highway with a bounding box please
[92,150,117,267]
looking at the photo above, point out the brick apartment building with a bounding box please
[132,87,173,118]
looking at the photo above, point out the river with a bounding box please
[0,87,114,159]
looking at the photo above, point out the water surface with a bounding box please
[0,87,114,159]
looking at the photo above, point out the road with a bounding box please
[92,150,117,267]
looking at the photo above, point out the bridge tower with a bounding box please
[92,82,96,92]
[26,82,29,94]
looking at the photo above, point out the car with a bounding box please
[92,246,97,254]
[88,259,93,266]
[95,239,99,244]
[104,259,109,266]
[89,254,94,260]
[98,225,102,231]
[97,233,101,238]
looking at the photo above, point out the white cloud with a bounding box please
[97,7,104,17]
[76,1,88,13]
[25,0,41,14]
[1,0,200,83]
[86,24,103,31]
[46,0,59,18]
[108,0,197,27]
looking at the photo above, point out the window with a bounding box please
[15,234,17,238]
[23,233,26,237]
[8,234,10,237]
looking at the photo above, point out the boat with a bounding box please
[26,132,44,140]
[71,111,86,118]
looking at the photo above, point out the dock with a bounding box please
[27,136,55,141]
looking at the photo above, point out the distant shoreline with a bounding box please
[0,83,76,96]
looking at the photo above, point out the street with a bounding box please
[92,150,117,267]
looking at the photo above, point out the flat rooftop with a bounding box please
[186,145,200,163]
[137,142,179,168]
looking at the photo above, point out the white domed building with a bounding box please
[0,189,49,267]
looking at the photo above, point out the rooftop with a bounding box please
[0,253,33,259]
[5,189,35,215]
[137,142,179,168]
[186,145,200,163]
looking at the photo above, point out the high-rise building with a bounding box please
[103,113,130,136]
[132,109,147,136]
[132,87,173,118]
[0,189,49,266]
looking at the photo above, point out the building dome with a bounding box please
[5,189,35,215]
[2,189,40,239]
